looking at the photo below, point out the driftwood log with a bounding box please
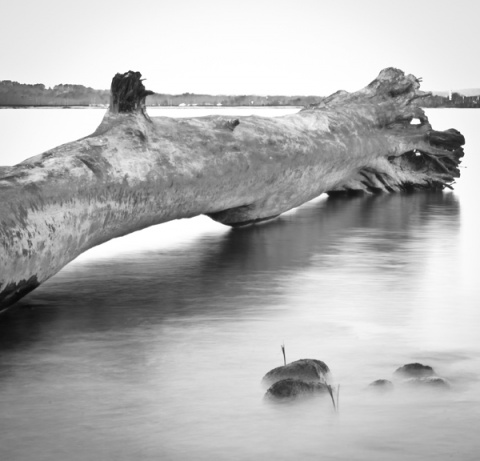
[0,68,464,309]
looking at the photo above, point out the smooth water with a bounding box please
[1,108,480,460]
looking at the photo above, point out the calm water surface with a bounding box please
[1,108,480,460]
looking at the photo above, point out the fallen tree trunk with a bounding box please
[0,68,464,309]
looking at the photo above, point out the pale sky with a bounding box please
[1,0,479,95]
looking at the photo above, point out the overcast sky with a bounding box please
[1,0,479,95]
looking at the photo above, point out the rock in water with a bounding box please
[402,377,451,389]
[265,378,329,401]
[368,379,394,392]
[262,359,330,387]
[393,363,451,389]
[393,363,435,379]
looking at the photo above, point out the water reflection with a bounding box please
[1,191,460,349]
[216,191,460,274]
[0,189,469,461]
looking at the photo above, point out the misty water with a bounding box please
[1,107,480,460]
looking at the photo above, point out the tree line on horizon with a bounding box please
[1,80,480,108]
[0,80,323,107]
[0,81,110,106]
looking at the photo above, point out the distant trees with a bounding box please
[0,80,326,107]
[0,81,109,106]
[421,93,480,108]
[147,92,324,107]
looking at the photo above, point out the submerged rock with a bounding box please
[393,363,435,379]
[402,376,451,389]
[265,378,329,401]
[393,362,451,390]
[368,379,394,392]
[262,359,330,387]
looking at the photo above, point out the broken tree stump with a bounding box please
[0,68,464,309]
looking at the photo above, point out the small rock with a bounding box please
[402,376,451,389]
[262,359,330,387]
[368,379,394,391]
[393,363,435,379]
[265,378,329,401]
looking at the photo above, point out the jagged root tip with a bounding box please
[109,71,154,114]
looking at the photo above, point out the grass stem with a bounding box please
[336,384,340,412]
[281,343,286,366]
[327,385,336,412]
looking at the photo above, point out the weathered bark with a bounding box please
[109,71,154,116]
[0,68,464,309]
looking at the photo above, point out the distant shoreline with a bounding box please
[0,105,306,110]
